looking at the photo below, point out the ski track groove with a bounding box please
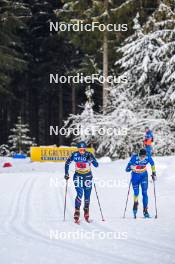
[1,158,175,264]
[3,175,133,264]
[5,176,33,231]
[52,177,175,261]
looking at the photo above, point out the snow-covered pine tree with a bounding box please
[8,116,35,154]
[110,1,175,156]
[145,1,175,138]
[0,144,10,156]
[55,0,143,110]
[64,86,97,146]
[146,2,175,121]
[64,81,174,158]
[63,0,175,158]
[115,1,175,109]
[87,86,174,158]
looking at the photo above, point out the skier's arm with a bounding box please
[65,153,74,175]
[87,153,99,168]
[148,156,156,174]
[126,156,135,172]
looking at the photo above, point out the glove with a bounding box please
[86,155,92,164]
[130,165,136,171]
[151,172,157,181]
[64,174,70,180]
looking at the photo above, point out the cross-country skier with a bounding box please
[64,142,98,223]
[126,148,156,218]
[144,127,154,156]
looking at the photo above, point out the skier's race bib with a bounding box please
[75,162,91,174]
[134,165,146,173]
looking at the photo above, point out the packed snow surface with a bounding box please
[0,156,175,264]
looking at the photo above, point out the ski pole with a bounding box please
[63,179,68,221]
[153,179,158,219]
[94,182,105,221]
[123,179,132,218]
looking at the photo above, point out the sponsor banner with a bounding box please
[30,146,95,162]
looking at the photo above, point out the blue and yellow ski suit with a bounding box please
[126,154,156,208]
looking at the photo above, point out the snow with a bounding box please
[111,0,135,13]
[0,156,175,264]
[98,157,112,163]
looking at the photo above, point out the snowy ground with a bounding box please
[0,156,175,264]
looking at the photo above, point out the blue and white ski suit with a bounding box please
[65,151,98,209]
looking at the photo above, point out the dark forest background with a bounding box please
[0,0,168,147]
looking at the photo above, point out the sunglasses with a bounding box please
[79,148,86,152]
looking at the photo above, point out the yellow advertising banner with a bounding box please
[30,146,95,162]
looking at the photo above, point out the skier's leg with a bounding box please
[132,174,140,202]
[73,174,83,221]
[141,172,149,217]
[131,173,140,217]
[75,187,83,208]
[83,175,93,220]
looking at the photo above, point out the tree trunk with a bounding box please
[58,86,63,145]
[103,0,109,112]
[72,85,76,114]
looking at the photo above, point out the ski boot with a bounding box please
[74,207,80,224]
[143,207,150,218]
[84,206,90,222]
[133,201,138,219]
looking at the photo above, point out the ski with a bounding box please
[144,215,151,219]
[143,212,150,218]
[84,218,93,223]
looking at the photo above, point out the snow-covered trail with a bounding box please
[0,156,175,264]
